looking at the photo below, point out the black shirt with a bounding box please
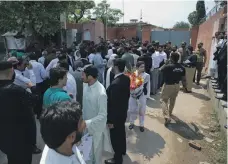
[137,54,152,74]
[161,63,185,85]
[0,80,38,154]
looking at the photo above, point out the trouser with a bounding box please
[193,62,204,83]
[7,146,32,164]
[86,136,103,164]
[34,81,46,117]
[110,123,126,164]
[150,68,159,94]
[31,116,37,146]
[182,67,196,91]
[129,94,147,126]
[160,83,180,119]
[158,71,164,89]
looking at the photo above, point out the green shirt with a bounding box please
[43,88,71,108]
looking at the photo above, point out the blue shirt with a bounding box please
[43,88,71,108]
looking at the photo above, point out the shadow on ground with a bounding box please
[190,91,211,101]
[126,125,165,160]
[147,93,161,109]
[166,115,204,140]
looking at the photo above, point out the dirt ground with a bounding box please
[0,80,227,164]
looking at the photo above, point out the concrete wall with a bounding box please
[196,6,226,67]
[191,26,199,49]
[66,21,104,44]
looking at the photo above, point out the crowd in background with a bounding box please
[0,33,226,164]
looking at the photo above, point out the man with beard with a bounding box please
[40,101,86,164]
[81,65,112,164]
[193,42,207,85]
[178,42,189,63]
[105,59,130,164]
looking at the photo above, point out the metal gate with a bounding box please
[151,31,191,46]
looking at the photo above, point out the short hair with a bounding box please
[113,58,126,72]
[188,46,193,52]
[112,48,117,54]
[170,52,180,63]
[57,53,67,61]
[40,101,82,149]
[13,58,24,69]
[58,60,69,71]
[29,52,37,60]
[49,67,67,86]
[136,61,145,68]
[83,65,98,78]
[0,61,12,71]
[148,47,155,53]
[142,48,147,53]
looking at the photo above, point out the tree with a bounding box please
[173,21,190,28]
[215,0,227,7]
[67,1,95,23]
[196,0,206,23]
[92,0,124,39]
[0,1,70,37]
[188,11,198,26]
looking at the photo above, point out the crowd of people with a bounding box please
[0,35,220,164]
[207,31,227,105]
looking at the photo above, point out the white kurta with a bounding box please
[82,81,113,164]
[64,72,77,101]
[207,38,218,77]
[129,72,150,126]
[40,145,85,164]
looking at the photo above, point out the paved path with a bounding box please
[0,81,214,164]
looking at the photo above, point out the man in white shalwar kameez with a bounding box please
[81,65,113,164]
[207,32,220,78]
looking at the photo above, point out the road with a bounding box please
[0,80,223,164]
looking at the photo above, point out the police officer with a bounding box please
[159,52,185,125]
[182,46,197,93]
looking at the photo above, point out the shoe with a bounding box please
[196,82,200,85]
[129,124,134,130]
[105,158,115,164]
[139,127,144,132]
[33,145,42,154]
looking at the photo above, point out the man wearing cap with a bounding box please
[0,61,38,164]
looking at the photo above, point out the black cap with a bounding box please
[0,61,13,71]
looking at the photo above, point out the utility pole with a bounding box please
[123,0,125,24]
[140,9,142,42]
[105,4,108,40]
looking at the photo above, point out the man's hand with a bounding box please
[107,124,114,129]
[79,120,86,132]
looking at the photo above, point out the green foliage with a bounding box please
[67,1,95,23]
[188,0,206,26]
[92,0,124,26]
[173,21,190,28]
[188,11,199,26]
[196,0,206,23]
[0,1,70,37]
